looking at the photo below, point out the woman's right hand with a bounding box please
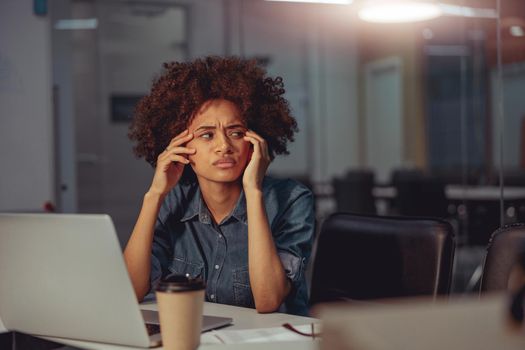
[148,129,195,197]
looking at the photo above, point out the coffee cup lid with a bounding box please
[156,275,206,293]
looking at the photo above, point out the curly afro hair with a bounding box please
[128,56,298,179]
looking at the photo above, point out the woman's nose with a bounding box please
[215,132,233,153]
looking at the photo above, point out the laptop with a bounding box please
[0,213,232,348]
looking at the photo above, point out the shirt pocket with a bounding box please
[168,257,204,279]
[232,266,255,308]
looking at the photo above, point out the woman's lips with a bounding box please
[213,158,236,169]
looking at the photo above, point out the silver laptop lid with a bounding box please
[0,214,152,348]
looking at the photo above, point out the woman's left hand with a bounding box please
[243,130,270,193]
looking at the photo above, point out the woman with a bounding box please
[124,56,314,316]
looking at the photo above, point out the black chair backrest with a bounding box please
[392,170,448,218]
[332,170,376,215]
[310,213,455,306]
[480,224,525,292]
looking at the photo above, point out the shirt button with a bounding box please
[210,294,215,299]
[214,264,220,270]
[218,234,223,239]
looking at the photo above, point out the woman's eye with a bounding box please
[230,131,245,138]
[200,132,213,139]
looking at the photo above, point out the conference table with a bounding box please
[24,302,320,350]
[372,185,525,201]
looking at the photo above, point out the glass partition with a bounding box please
[49,0,525,292]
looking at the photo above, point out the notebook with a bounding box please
[0,213,232,348]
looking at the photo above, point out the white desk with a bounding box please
[39,302,320,350]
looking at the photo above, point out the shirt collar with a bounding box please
[229,190,247,225]
[180,186,247,225]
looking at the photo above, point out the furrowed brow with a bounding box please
[194,125,216,132]
[226,124,247,130]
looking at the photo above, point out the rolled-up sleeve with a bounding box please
[273,186,315,286]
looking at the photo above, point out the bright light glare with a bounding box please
[510,26,525,37]
[439,4,497,19]
[266,0,353,4]
[359,2,442,23]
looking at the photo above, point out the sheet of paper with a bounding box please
[201,324,321,344]
[0,316,7,333]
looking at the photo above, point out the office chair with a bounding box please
[309,213,455,306]
[391,169,449,218]
[480,223,525,292]
[332,170,376,215]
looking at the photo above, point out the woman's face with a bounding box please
[186,99,251,185]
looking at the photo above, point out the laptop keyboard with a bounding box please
[145,323,161,336]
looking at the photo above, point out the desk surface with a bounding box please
[9,295,525,350]
[39,302,319,350]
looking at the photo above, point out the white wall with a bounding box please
[0,0,54,211]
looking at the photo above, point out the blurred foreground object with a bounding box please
[316,294,525,350]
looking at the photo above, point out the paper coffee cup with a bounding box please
[156,275,206,350]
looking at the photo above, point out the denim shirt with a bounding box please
[146,176,315,316]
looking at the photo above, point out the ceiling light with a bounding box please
[266,0,353,4]
[439,4,497,19]
[510,26,525,37]
[359,0,442,23]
